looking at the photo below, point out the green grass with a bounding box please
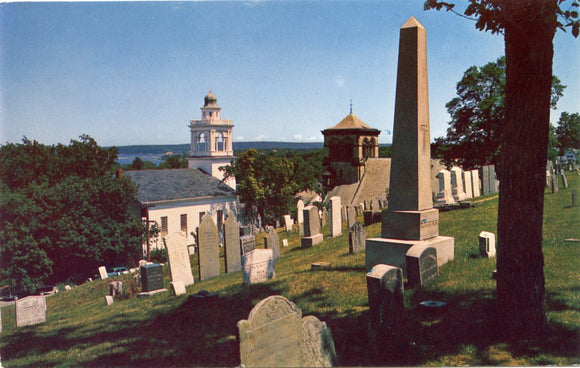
[1,175,579,367]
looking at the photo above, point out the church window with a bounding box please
[180,214,187,233]
[160,216,168,237]
[198,133,207,152]
[217,133,224,151]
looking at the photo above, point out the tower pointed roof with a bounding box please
[326,112,376,131]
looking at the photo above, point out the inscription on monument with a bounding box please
[15,295,46,327]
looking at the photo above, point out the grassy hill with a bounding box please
[1,175,578,366]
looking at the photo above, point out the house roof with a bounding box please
[125,169,235,203]
[324,113,379,131]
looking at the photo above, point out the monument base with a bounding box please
[365,236,454,273]
[137,289,168,298]
[381,208,440,240]
[301,234,323,248]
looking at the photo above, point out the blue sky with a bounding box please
[1,0,578,147]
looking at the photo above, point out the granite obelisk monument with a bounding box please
[366,17,454,272]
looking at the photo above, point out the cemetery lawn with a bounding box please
[1,176,578,367]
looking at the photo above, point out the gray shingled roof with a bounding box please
[125,169,235,203]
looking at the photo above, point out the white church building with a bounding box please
[125,91,238,256]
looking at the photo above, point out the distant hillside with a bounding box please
[115,141,325,155]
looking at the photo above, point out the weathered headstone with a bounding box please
[302,206,323,248]
[241,249,275,285]
[366,17,454,273]
[170,280,187,296]
[321,208,328,228]
[329,196,342,238]
[240,235,256,254]
[462,169,473,199]
[265,227,281,260]
[15,295,46,327]
[561,171,568,189]
[347,206,357,229]
[471,169,481,197]
[282,239,289,247]
[406,245,438,287]
[349,222,366,254]
[198,214,220,281]
[450,167,467,201]
[98,266,108,280]
[479,231,496,258]
[482,165,498,195]
[109,281,123,296]
[105,295,114,306]
[551,169,559,193]
[366,264,404,327]
[237,295,335,367]
[284,215,294,233]
[140,263,164,292]
[223,211,242,273]
[436,169,454,204]
[164,232,195,287]
[297,199,305,236]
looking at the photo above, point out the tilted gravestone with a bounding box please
[241,249,275,285]
[302,206,323,248]
[140,263,164,292]
[284,214,293,233]
[479,231,496,258]
[237,295,335,367]
[405,245,438,287]
[223,211,242,273]
[170,280,187,296]
[105,295,114,306]
[198,214,220,281]
[329,196,342,238]
[561,171,568,189]
[164,232,195,287]
[98,266,108,280]
[349,222,366,254]
[264,227,281,260]
[15,295,46,327]
[240,235,256,255]
[366,265,404,329]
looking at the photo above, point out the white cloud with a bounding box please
[335,76,346,89]
[237,136,245,141]
[294,134,303,141]
[254,134,267,141]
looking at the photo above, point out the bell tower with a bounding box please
[188,90,236,189]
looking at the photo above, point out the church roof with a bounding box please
[324,113,379,132]
[125,169,235,204]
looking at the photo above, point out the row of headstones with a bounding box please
[437,165,497,205]
[546,160,569,193]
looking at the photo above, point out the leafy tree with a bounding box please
[132,156,144,170]
[432,56,565,170]
[0,136,145,291]
[555,111,580,153]
[547,123,560,161]
[159,154,188,169]
[426,0,579,339]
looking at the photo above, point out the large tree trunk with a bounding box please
[497,0,557,339]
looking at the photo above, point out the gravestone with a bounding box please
[406,245,438,287]
[238,295,335,367]
[240,235,256,254]
[140,263,164,292]
[302,206,323,248]
[198,214,220,281]
[482,165,498,195]
[105,295,114,306]
[98,266,108,280]
[436,169,454,204]
[329,196,342,238]
[471,169,481,197]
[297,199,305,236]
[366,17,454,273]
[223,211,242,273]
[462,170,473,199]
[573,188,577,207]
[450,167,467,201]
[366,264,404,327]
[109,281,123,296]
[321,208,328,228]
[347,206,357,229]
[561,171,568,189]
[551,169,559,193]
[265,227,281,260]
[15,295,46,327]
[479,231,496,258]
[241,249,275,285]
[170,281,187,296]
[349,222,366,254]
[282,239,289,247]
[284,215,293,233]
[164,232,195,287]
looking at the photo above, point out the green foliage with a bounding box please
[555,111,580,153]
[0,136,145,291]
[432,57,565,170]
[159,154,188,169]
[222,148,323,226]
[149,248,168,264]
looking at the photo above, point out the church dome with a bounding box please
[204,90,219,107]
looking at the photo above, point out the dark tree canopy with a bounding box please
[555,111,580,153]
[0,136,145,292]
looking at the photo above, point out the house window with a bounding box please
[199,212,205,223]
[160,216,168,237]
[180,214,187,234]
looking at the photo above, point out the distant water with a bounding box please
[117,154,164,166]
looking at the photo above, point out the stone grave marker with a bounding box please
[471,169,481,197]
[551,169,559,193]
[15,295,46,327]
[436,169,454,204]
[198,214,220,281]
[462,170,473,199]
[282,239,289,247]
[573,188,577,207]
[450,167,467,201]
[170,281,187,296]
[349,222,366,254]
[223,210,242,273]
[482,165,498,195]
[302,206,323,248]
[366,264,404,327]
[329,196,342,238]
[284,214,293,233]
[98,266,108,280]
[140,263,164,293]
[297,199,305,237]
[321,208,328,228]
[561,171,568,189]
[347,205,357,229]
[479,231,496,258]
[406,245,438,287]
[109,281,123,296]
[105,295,114,306]
[164,232,195,287]
[240,235,256,254]
[264,227,280,260]
[238,295,335,367]
[241,249,275,285]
